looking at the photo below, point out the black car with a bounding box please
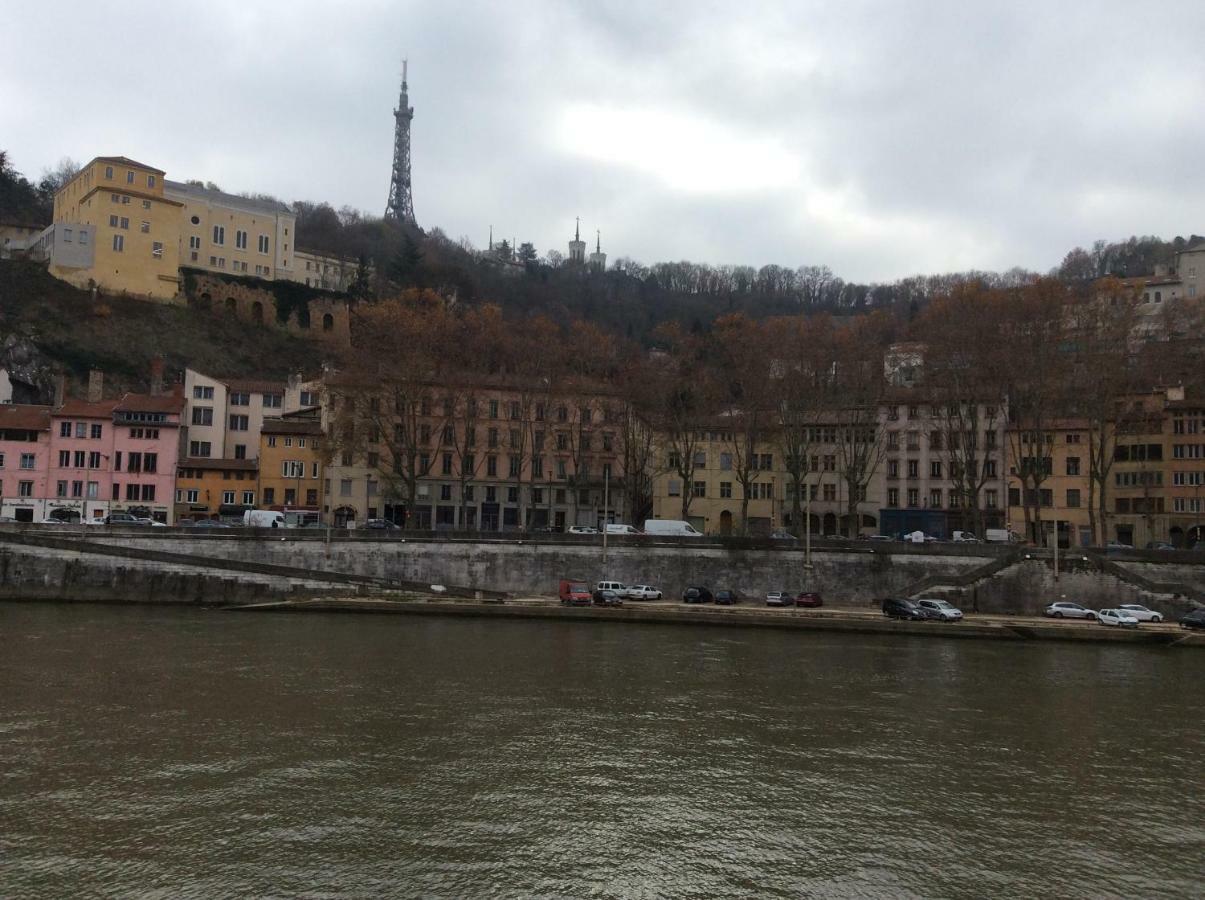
[682,586,714,604]
[365,518,399,530]
[882,597,926,620]
[592,589,624,607]
[714,589,742,605]
[1180,608,1205,630]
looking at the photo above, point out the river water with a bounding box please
[1,603,1201,899]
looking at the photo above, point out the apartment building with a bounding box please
[258,412,323,517]
[0,405,52,522]
[166,181,295,281]
[174,458,259,522]
[44,156,183,299]
[182,369,319,462]
[321,376,626,530]
[1005,420,1093,548]
[295,248,356,292]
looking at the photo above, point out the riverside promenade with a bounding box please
[228,595,1205,648]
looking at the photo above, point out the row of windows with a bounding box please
[58,422,104,440]
[0,480,37,497]
[0,453,38,469]
[104,166,156,189]
[888,487,999,509]
[887,458,1000,479]
[886,431,999,451]
[51,480,157,502]
[53,450,158,472]
[209,227,272,254]
[176,489,257,506]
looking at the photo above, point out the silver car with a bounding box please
[1117,604,1163,623]
[765,591,793,607]
[1097,608,1139,628]
[916,598,963,621]
[1044,601,1097,620]
[627,584,663,600]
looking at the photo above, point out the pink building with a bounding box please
[0,405,52,523]
[46,392,184,524]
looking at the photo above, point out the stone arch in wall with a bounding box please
[322,313,334,331]
[297,307,311,329]
[225,297,238,315]
[719,510,733,536]
[251,301,264,325]
[193,292,212,312]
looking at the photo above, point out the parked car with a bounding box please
[132,517,167,527]
[714,589,742,605]
[882,597,927,620]
[765,590,794,607]
[558,579,592,606]
[1117,603,1164,623]
[1044,601,1098,620]
[365,518,399,530]
[795,592,823,608]
[104,512,142,526]
[1144,541,1175,551]
[1105,540,1134,550]
[951,531,981,543]
[567,525,599,535]
[626,584,663,601]
[244,509,287,528]
[596,580,628,597]
[1097,608,1140,628]
[604,523,640,535]
[592,589,624,607]
[769,529,797,542]
[532,525,560,534]
[682,586,714,604]
[1179,608,1205,630]
[868,534,895,542]
[915,598,963,621]
[191,519,233,529]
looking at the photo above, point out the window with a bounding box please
[192,407,213,426]
[509,456,520,477]
[531,456,543,478]
[718,481,732,498]
[907,460,919,479]
[263,393,283,409]
[152,241,163,257]
[692,481,706,498]
[18,481,32,498]
[1066,433,1081,444]
[104,166,113,179]
[213,225,225,245]
[79,230,88,245]
[258,234,270,254]
[56,480,67,497]
[907,488,919,508]
[1066,456,1080,476]
[229,414,249,431]
[73,451,85,467]
[888,459,899,478]
[442,453,453,475]
[557,460,567,479]
[929,489,942,508]
[19,453,35,470]
[822,483,836,502]
[228,391,250,407]
[667,479,682,497]
[984,460,997,478]
[189,441,212,457]
[693,451,706,467]
[439,484,452,501]
[221,491,236,505]
[140,221,150,233]
[487,456,497,477]
[236,230,248,250]
[112,234,124,252]
[753,482,773,500]
[1066,489,1081,508]
[986,489,998,509]
[300,391,317,407]
[930,460,942,478]
[86,451,100,469]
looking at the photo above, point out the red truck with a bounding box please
[559,579,592,606]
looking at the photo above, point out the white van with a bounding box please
[642,519,704,537]
[604,523,640,535]
[244,509,288,528]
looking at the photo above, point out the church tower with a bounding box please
[568,217,586,265]
[588,230,607,272]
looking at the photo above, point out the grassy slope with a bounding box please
[0,260,332,389]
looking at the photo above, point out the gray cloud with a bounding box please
[3,0,1202,281]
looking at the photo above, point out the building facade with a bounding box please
[0,405,51,522]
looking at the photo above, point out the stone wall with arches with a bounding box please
[182,269,351,347]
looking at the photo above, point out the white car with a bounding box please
[1117,604,1164,623]
[627,584,663,601]
[1044,601,1098,620]
[916,598,963,621]
[1097,608,1140,628]
[567,525,599,535]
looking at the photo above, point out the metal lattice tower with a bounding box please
[385,60,416,224]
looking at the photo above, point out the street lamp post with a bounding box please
[602,465,610,567]
[804,475,812,568]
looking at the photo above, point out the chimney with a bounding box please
[87,369,104,403]
[150,355,165,396]
[53,373,68,407]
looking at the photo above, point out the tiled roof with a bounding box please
[93,155,166,174]
[114,392,184,414]
[164,180,291,215]
[0,404,51,431]
[56,398,119,418]
[222,378,286,394]
[261,417,323,436]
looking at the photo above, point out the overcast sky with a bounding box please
[3,1,1203,282]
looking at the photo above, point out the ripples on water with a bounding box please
[1,604,1202,898]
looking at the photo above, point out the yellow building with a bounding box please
[258,412,324,518]
[174,458,259,521]
[165,181,295,281]
[48,156,183,299]
[1006,419,1093,547]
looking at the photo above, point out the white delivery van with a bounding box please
[642,519,704,537]
[604,523,640,535]
[244,509,288,528]
[984,528,1018,543]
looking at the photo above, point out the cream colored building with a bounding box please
[182,368,320,462]
[295,248,355,291]
[45,156,183,299]
[165,181,295,282]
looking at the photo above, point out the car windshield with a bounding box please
[570,583,587,592]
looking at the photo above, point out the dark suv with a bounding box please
[882,597,926,620]
[714,589,742,605]
[682,586,714,604]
